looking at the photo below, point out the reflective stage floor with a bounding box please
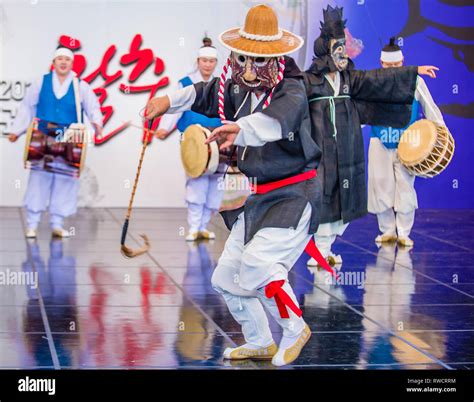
[0,207,473,369]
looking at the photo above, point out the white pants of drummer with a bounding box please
[24,170,79,230]
[211,203,312,347]
[368,138,418,237]
[314,220,349,258]
[186,174,224,233]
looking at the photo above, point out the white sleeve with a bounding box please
[158,113,181,133]
[167,85,196,114]
[158,82,184,132]
[80,80,103,127]
[234,112,282,147]
[415,77,445,126]
[8,77,42,136]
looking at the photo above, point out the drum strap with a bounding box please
[416,80,445,126]
[72,77,82,124]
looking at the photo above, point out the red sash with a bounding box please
[250,169,317,194]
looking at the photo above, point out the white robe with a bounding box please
[9,71,102,229]
[367,77,445,236]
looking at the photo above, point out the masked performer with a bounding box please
[368,38,446,247]
[156,37,224,242]
[304,6,439,266]
[145,4,330,366]
[7,46,102,238]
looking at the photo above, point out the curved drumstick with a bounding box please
[120,118,154,258]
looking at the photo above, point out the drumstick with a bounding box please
[127,122,158,136]
[120,118,153,258]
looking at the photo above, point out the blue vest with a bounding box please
[36,72,81,127]
[176,76,221,132]
[371,99,420,149]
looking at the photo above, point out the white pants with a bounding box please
[186,174,224,232]
[314,220,349,257]
[211,203,312,347]
[368,138,417,236]
[376,208,415,238]
[24,170,79,229]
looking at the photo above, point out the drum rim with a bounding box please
[78,128,88,177]
[23,119,38,166]
[201,125,219,176]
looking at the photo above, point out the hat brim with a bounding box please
[219,28,304,57]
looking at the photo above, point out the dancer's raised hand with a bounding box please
[145,96,170,119]
[205,123,240,151]
[418,66,439,79]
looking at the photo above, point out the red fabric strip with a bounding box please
[250,169,317,195]
[305,238,339,278]
[265,280,302,319]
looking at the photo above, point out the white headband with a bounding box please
[381,50,403,63]
[198,46,218,59]
[54,47,74,60]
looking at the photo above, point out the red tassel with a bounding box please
[305,238,339,279]
[265,280,302,319]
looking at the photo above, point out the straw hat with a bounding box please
[219,4,304,57]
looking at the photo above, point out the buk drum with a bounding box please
[397,119,454,178]
[219,172,251,212]
[180,124,236,178]
[23,119,87,178]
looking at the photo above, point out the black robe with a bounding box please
[303,66,418,224]
[191,57,322,244]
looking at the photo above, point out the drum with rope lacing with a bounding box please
[397,119,454,178]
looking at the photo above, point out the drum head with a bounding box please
[398,119,438,166]
[181,125,210,178]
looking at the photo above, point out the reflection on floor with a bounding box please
[0,207,473,369]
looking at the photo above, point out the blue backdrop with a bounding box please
[306,0,473,209]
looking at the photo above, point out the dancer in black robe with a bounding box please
[145,4,328,367]
[304,5,439,267]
